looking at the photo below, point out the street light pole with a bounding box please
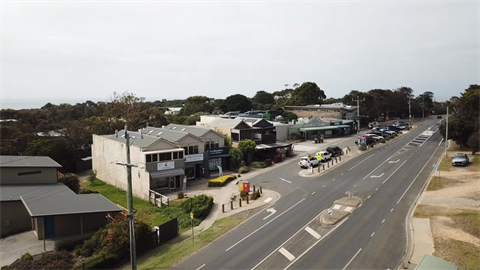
[408,95,412,130]
[353,96,365,133]
[422,94,425,121]
[445,107,449,158]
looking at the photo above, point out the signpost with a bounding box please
[191,212,194,243]
[328,208,332,216]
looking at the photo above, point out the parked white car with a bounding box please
[316,151,332,162]
[299,155,319,168]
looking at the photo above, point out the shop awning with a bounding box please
[150,169,185,179]
[299,126,339,132]
[256,141,291,150]
[336,125,352,128]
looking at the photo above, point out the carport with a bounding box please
[299,126,339,140]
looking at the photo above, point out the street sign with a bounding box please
[432,164,439,169]
[190,212,194,219]
[328,209,332,215]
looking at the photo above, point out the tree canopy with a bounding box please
[224,94,253,112]
[285,82,326,106]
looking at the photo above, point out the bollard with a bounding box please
[253,185,256,192]
[230,201,233,210]
[239,198,242,207]
[323,164,325,170]
[222,204,225,213]
[246,196,249,204]
[339,156,341,161]
[335,157,337,163]
[317,165,320,173]
[328,162,329,168]
[260,186,263,194]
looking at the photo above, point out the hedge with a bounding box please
[208,175,236,187]
[55,234,92,252]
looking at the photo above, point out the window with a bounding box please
[160,153,171,161]
[193,145,199,154]
[213,141,219,149]
[173,152,178,159]
[152,154,158,162]
[188,146,194,154]
[205,142,210,150]
[18,170,41,176]
[183,147,188,155]
[146,155,152,163]
[179,151,184,159]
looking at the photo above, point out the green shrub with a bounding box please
[240,191,249,198]
[177,192,184,199]
[20,253,32,261]
[7,251,73,270]
[55,235,91,252]
[250,161,266,168]
[180,195,214,219]
[79,188,99,194]
[84,254,122,270]
[208,175,236,187]
[238,166,249,174]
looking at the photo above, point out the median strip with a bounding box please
[304,226,321,239]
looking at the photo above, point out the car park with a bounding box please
[452,153,469,166]
[299,155,318,168]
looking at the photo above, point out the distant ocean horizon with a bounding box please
[1,97,172,110]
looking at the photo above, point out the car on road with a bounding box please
[437,115,442,119]
[326,146,343,157]
[452,153,469,166]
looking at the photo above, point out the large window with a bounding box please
[159,153,171,161]
[146,151,184,163]
[184,145,199,155]
[205,140,219,150]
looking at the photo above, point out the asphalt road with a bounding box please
[173,117,444,270]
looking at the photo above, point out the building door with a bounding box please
[44,216,55,238]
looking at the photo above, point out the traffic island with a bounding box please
[320,196,362,225]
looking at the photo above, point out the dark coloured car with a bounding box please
[326,146,343,157]
[437,115,442,119]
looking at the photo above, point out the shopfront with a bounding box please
[149,161,185,191]
[204,147,230,177]
[184,153,205,180]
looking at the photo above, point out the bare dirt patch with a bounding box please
[415,142,480,269]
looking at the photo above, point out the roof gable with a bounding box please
[0,156,62,168]
[251,119,273,128]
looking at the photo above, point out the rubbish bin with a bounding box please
[239,180,250,192]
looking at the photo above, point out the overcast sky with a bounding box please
[1,0,478,109]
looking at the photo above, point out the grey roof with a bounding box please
[285,104,357,111]
[0,156,62,168]
[162,124,209,137]
[207,118,246,129]
[101,130,161,148]
[21,194,122,217]
[141,126,203,142]
[0,183,74,201]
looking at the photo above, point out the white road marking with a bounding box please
[279,177,292,183]
[367,195,371,199]
[332,179,336,181]
[279,247,295,261]
[196,264,206,270]
[341,173,344,176]
[375,188,378,191]
[342,248,362,270]
[388,159,400,163]
[323,185,326,187]
[304,226,321,239]
[344,206,353,212]
[333,204,341,210]
[349,154,375,171]
[264,197,273,203]
[371,232,375,237]
[382,160,407,184]
[438,138,444,146]
[370,173,384,178]
[353,184,356,187]
[397,142,442,204]
[311,192,315,195]
[263,208,277,220]
[252,210,328,270]
[382,219,385,223]
[391,208,394,212]
[284,218,349,270]
[225,198,305,251]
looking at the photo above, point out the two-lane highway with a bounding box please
[173,118,444,270]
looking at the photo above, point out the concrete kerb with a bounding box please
[320,196,361,225]
[397,137,445,270]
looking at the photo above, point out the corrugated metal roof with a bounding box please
[0,156,62,168]
[141,127,191,142]
[21,194,122,217]
[0,183,74,201]
[101,130,160,148]
[415,254,458,270]
[208,118,246,129]
[161,124,208,137]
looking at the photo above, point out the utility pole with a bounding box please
[352,96,365,133]
[116,126,142,270]
[408,95,412,130]
[422,94,425,121]
[445,107,449,158]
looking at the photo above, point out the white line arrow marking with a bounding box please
[388,159,400,163]
[279,177,292,183]
[263,208,277,220]
[370,173,385,178]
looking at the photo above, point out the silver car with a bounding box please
[452,153,469,166]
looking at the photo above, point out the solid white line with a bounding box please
[251,210,326,270]
[196,264,206,270]
[438,138,444,146]
[371,232,375,237]
[284,218,349,270]
[349,154,375,171]
[264,197,273,203]
[305,226,321,239]
[279,247,295,261]
[397,141,441,204]
[382,219,385,223]
[382,160,407,184]
[225,198,305,251]
[362,152,398,180]
[342,248,362,270]
[279,177,292,184]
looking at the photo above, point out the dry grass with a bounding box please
[433,238,480,269]
[426,176,463,191]
[451,211,480,238]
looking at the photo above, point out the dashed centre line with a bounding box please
[382,219,385,223]
[371,232,375,237]
[391,208,394,212]
[196,264,206,270]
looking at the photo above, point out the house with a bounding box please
[289,117,355,140]
[164,107,182,115]
[284,103,357,120]
[0,155,121,240]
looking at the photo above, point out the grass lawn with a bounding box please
[426,176,462,191]
[81,179,205,231]
[128,217,244,270]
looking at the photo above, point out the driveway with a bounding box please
[0,231,55,267]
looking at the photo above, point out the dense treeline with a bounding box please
[1,82,469,172]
